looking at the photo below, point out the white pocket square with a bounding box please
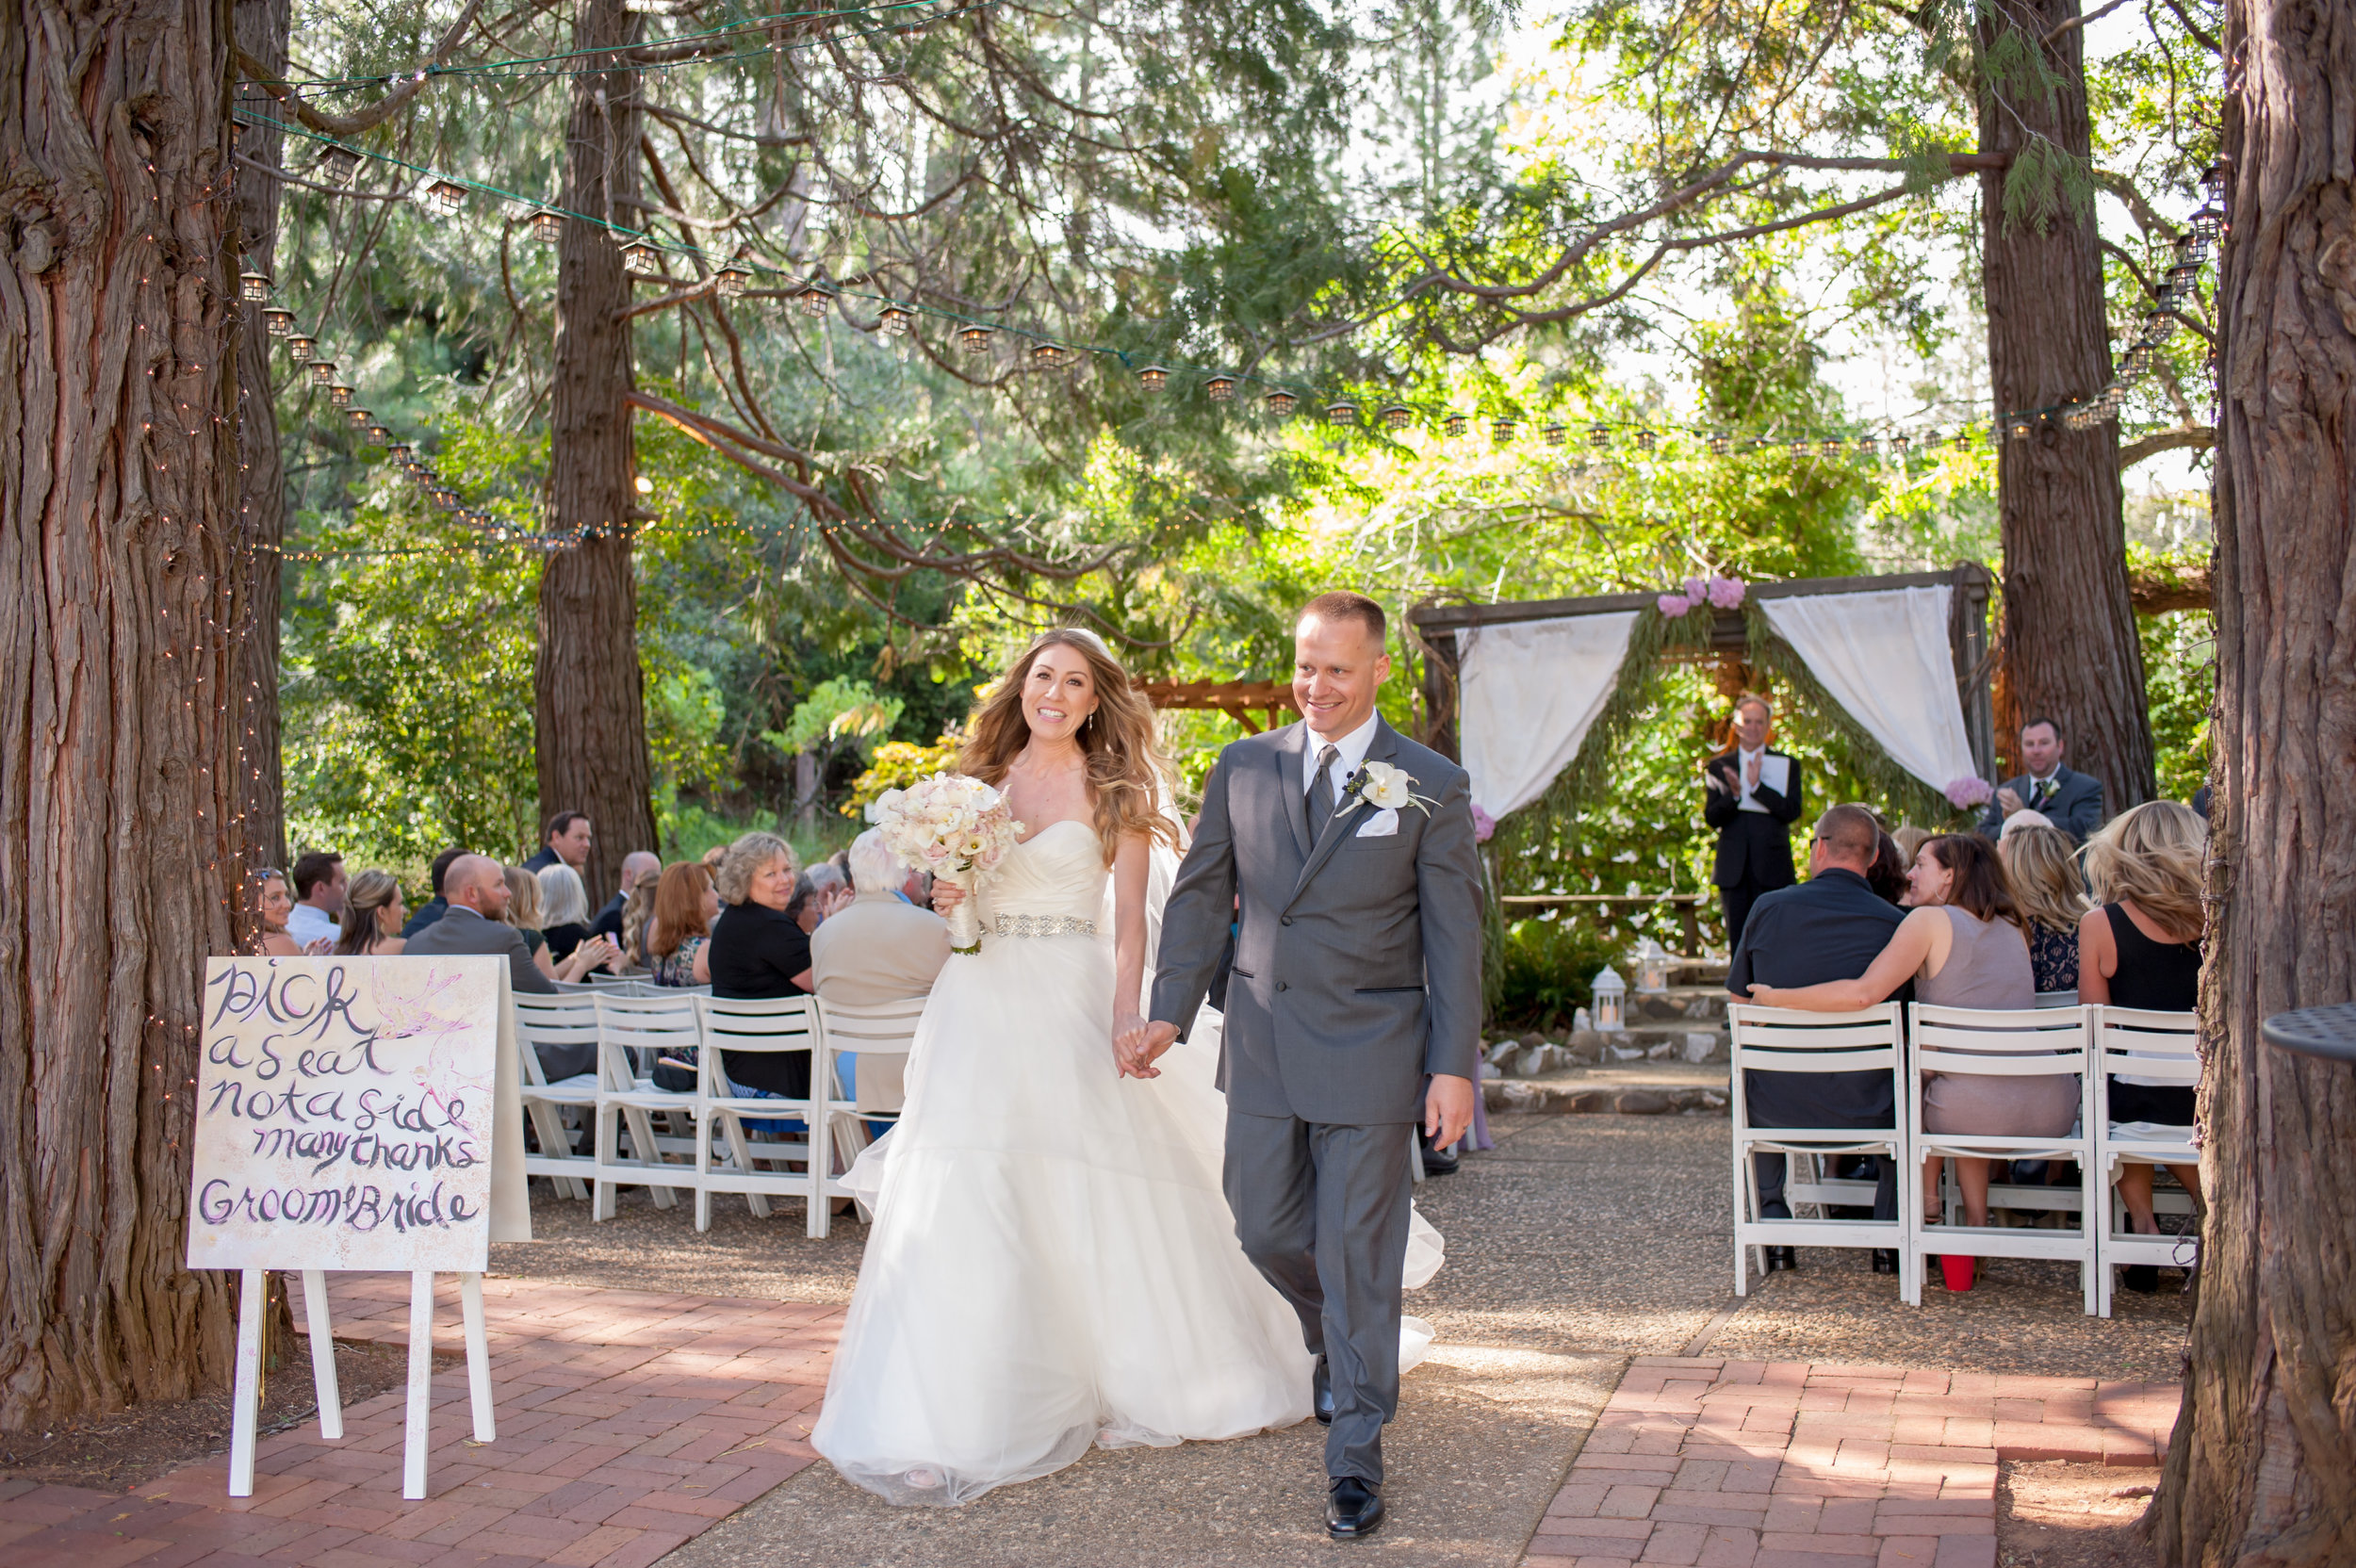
[1355,808,1400,838]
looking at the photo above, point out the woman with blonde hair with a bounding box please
[2001,824,2091,995]
[502,864,614,982]
[2079,800,2207,1291]
[333,870,409,956]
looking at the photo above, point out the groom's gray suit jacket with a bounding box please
[1151,717,1484,1124]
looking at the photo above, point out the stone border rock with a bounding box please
[1485,1079,1729,1117]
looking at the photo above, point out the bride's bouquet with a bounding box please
[868,774,1026,954]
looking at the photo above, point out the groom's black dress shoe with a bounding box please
[1327,1477,1384,1539]
[1763,1247,1798,1273]
[1872,1249,1899,1275]
[1313,1357,1334,1426]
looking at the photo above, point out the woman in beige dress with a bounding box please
[1743,833,2065,1233]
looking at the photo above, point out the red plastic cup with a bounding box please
[1940,1252,1976,1292]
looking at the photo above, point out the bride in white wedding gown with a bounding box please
[811,630,1436,1508]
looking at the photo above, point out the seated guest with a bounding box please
[811,830,954,1113]
[794,861,851,935]
[646,861,720,987]
[1891,825,1934,883]
[1865,829,1909,906]
[2079,800,2207,1292]
[591,850,662,944]
[1748,834,2060,1278]
[700,843,728,873]
[525,810,593,876]
[332,870,408,956]
[619,865,663,968]
[2002,824,2089,994]
[405,856,607,1078]
[537,861,595,959]
[286,851,346,949]
[400,847,469,938]
[1979,716,2106,843]
[504,864,612,983]
[708,832,823,1102]
[1725,804,1908,1273]
[254,870,304,956]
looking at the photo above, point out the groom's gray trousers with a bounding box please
[1225,1112,1414,1485]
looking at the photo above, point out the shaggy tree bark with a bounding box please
[230,0,289,872]
[2151,3,2356,1561]
[0,0,243,1429]
[538,0,656,901]
[1978,0,2158,806]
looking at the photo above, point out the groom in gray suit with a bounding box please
[1125,591,1483,1541]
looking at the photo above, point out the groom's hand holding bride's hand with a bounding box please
[1114,1017,1180,1079]
[1427,1073,1477,1150]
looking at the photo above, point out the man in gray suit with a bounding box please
[1977,715,2106,842]
[405,854,597,1081]
[1126,592,1483,1542]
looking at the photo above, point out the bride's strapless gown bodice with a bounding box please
[811,821,1315,1506]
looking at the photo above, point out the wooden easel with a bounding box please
[228,1267,496,1500]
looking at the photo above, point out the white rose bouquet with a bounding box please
[867,773,1026,954]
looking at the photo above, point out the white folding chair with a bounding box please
[812,994,927,1211]
[590,992,703,1218]
[2092,1005,2201,1316]
[695,996,833,1236]
[1905,1004,2098,1313]
[513,993,600,1200]
[1728,1004,1908,1297]
[2035,989,2080,1009]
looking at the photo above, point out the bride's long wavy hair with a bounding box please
[959,629,1180,865]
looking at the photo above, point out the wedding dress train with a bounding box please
[810,820,1437,1507]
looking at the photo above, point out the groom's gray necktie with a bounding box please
[1307,743,1340,828]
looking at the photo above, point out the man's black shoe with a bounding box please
[1313,1356,1334,1426]
[2122,1264,2160,1295]
[1417,1132,1460,1176]
[1871,1249,1899,1275]
[1327,1477,1384,1540]
[1763,1247,1798,1273]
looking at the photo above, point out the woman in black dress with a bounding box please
[706,832,851,1099]
[2077,801,2205,1292]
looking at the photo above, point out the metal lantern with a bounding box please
[2188,204,2224,247]
[957,323,994,353]
[621,239,661,276]
[2201,160,2229,204]
[435,486,461,512]
[385,443,411,463]
[794,282,833,318]
[2145,306,2178,342]
[1381,403,1414,432]
[328,383,353,409]
[1443,413,1467,438]
[238,269,270,302]
[317,145,361,185]
[1544,422,1567,448]
[365,423,390,445]
[879,305,914,336]
[1491,415,1517,444]
[1634,427,1657,452]
[345,405,369,428]
[422,179,466,219]
[1587,422,1611,449]
[261,305,295,337]
[1633,939,1672,995]
[1591,965,1627,1034]
[1204,374,1236,403]
[1263,388,1296,416]
[1857,434,1879,456]
[1819,437,1843,458]
[1788,437,1809,458]
[2165,260,2201,296]
[531,208,563,244]
[286,333,316,363]
[713,259,751,299]
[1031,341,1068,368]
[1890,432,1910,455]
[1136,364,1170,392]
[1707,431,1730,456]
[1324,400,1358,427]
[307,356,336,385]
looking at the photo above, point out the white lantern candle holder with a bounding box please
[1591,965,1627,1034]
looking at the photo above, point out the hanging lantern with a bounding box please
[621,238,661,276]
[2144,306,2178,342]
[2187,204,2224,248]
[366,423,390,445]
[1788,437,1809,458]
[2007,416,2034,440]
[1381,403,1414,432]
[531,208,563,244]
[1543,422,1567,448]
[1857,434,1879,456]
[1707,431,1731,456]
[436,487,461,512]
[1951,429,1975,450]
[879,305,914,336]
[957,323,994,353]
[1588,423,1612,449]
[1444,413,1467,438]
[1136,364,1170,392]
[345,405,369,429]
[2201,160,2229,204]
[2165,260,2201,296]
[286,333,316,363]
[1634,427,1657,452]
[1264,388,1296,416]
[794,282,834,318]
[1890,432,1911,455]
[317,145,361,185]
[1820,437,1844,458]
[713,257,751,299]
[328,383,353,409]
[1030,341,1068,368]
[422,179,466,219]
[1591,965,1627,1034]
[1491,416,1517,443]
[1324,400,1358,427]
[261,305,294,337]
[2123,344,2154,376]
[237,269,271,302]
[1204,374,1236,403]
[307,356,336,385]
[385,443,412,463]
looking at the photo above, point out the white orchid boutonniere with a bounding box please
[1344,759,1439,817]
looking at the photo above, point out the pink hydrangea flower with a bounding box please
[1657,593,1693,617]
[1470,803,1497,843]
[1944,776,1994,808]
[1707,574,1746,610]
[1682,576,1709,603]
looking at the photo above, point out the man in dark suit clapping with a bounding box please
[1705,694,1804,951]
[1977,715,2106,843]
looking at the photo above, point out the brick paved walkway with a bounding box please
[1520,1357,2181,1568]
[0,1275,841,1568]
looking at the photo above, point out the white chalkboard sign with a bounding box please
[188,955,531,1273]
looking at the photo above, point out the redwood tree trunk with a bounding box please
[230,0,288,872]
[1978,0,2158,808]
[538,0,656,903]
[0,0,243,1429]
[2151,4,2356,1560]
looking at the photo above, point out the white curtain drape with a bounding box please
[1455,611,1641,820]
[1759,585,1979,794]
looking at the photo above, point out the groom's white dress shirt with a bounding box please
[1302,711,1381,798]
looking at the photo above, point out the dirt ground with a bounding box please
[1999,1461,2164,1568]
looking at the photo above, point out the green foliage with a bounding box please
[2142,609,2215,803]
[844,734,968,818]
[1492,915,1617,1034]
[768,678,905,758]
